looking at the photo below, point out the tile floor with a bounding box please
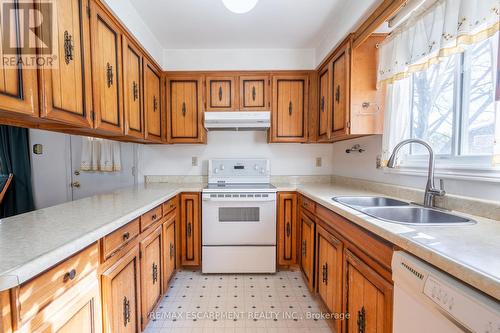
[144,269,332,333]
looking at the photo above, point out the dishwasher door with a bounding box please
[392,251,500,333]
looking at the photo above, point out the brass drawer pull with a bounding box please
[151,214,157,221]
[335,85,340,103]
[321,96,325,111]
[63,269,77,282]
[322,263,328,284]
[132,81,138,101]
[252,86,256,101]
[169,242,174,259]
[63,31,74,64]
[123,296,130,327]
[218,86,223,101]
[152,263,158,284]
[286,222,291,237]
[182,102,186,116]
[187,222,192,237]
[357,306,366,333]
[106,63,113,88]
[288,101,293,115]
[122,232,130,241]
[153,96,158,111]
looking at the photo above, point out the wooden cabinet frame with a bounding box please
[180,193,201,266]
[144,60,164,142]
[205,75,237,111]
[277,192,298,266]
[122,36,144,140]
[317,64,332,141]
[239,75,270,111]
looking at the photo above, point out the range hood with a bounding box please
[204,111,270,131]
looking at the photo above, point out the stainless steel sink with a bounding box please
[332,196,409,208]
[361,206,476,225]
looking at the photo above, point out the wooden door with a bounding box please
[316,225,343,332]
[332,46,350,138]
[317,64,331,141]
[180,193,200,266]
[345,250,393,333]
[277,192,297,266]
[162,212,176,291]
[0,0,38,117]
[300,211,315,291]
[90,1,123,134]
[101,247,141,333]
[144,61,163,142]
[239,75,269,111]
[122,37,143,139]
[271,75,308,142]
[38,0,93,127]
[140,226,162,330]
[167,77,205,143]
[205,76,236,111]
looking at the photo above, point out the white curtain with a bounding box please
[80,137,122,172]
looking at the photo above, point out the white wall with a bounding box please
[138,131,333,178]
[331,135,500,201]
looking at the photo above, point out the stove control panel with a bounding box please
[208,159,270,183]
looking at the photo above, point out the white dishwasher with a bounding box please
[392,251,500,333]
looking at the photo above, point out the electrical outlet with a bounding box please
[376,154,382,169]
[315,157,322,167]
[192,156,198,167]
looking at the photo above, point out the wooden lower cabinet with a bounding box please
[139,226,162,330]
[345,250,393,333]
[299,211,315,291]
[162,212,176,291]
[101,247,141,333]
[180,193,201,266]
[277,192,297,266]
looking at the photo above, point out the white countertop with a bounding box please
[0,181,498,301]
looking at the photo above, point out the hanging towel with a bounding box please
[80,137,121,172]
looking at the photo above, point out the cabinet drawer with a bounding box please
[18,243,99,325]
[300,195,316,214]
[141,205,163,232]
[102,218,140,259]
[163,196,178,215]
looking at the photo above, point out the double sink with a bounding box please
[332,196,476,225]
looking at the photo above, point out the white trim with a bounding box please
[383,165,500,183]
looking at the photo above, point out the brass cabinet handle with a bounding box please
[322,263,328,284]
[153,96,158,112]
[152,262,158,284]
[122,232,130,241]
[132,81,138,101]
[63,269,77,282]
[252,86,256,101]
[123,296,130,327]
[335,85,340,103]
[301,240,306,256]
[169,242,174,259]
[151,214,157,221]
[106,63,113,88]
[320,96,325,111]
[288,101,293,115]
[187,222,192,237]
[63,31,74,64]
[357,306,366,333]
[182,102,186,116]
[218,86,223,101]
[286,222,291,238]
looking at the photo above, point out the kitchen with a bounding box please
[0,0,499,332]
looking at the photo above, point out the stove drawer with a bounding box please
[202,246,276,273]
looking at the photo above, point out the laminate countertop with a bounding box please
[0,182,498,301]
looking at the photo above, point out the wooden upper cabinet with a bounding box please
[166,76,205,143]
[239,75,270,111]
[38,0,93,127]
[317,64,331,141]
[299,210,315,291]
[0,0,38,117]
[205,76,237,111]
[180,193,201,266]
[144,61,163,142]
[332,46,349,138]
[122,37,144,140]
[89,0,123,134]
[277,192,297,266]
[140,226,162,330]
[271,75,309,143]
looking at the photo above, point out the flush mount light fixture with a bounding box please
[222,0,259,14]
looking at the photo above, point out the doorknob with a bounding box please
[71,181,80,188]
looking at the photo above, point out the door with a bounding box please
[167,77,205,143]
[122,37,143,139]
[90,1,123,134]
[205,76,236,111]
[277,192,297,266]
[144,61,163,142]
[101,247,141,333]
[162,214,176,291]
[38,0,93,127]
[316,224,343,332]
[300,211,315,291]
[239,75,269,111]
[346,250,393,333]
[0,0,38,117]
[332,47,349,138]
[180,193,200,266]
[140,226,162,330]
[271,75,308,142]
[317,64,331,141]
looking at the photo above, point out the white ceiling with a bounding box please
[130,0,345,49]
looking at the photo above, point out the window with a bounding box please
[406,36,498,167]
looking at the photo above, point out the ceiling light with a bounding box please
[222,0,258,14]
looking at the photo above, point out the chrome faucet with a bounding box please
[387,139,445,207]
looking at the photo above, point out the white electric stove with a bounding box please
[202,159,277,273]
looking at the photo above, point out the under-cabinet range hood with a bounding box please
[204,111,270,131]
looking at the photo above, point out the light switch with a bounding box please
[315,157,322,167]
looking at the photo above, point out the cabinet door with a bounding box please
[101,247,141,333]
[38,0,92,127]
[332,47,349,138]
[140,226,162,330]
[122,37,143,139]
[316,225,343,333]
[317,64,331,141]
[144,61,163,142]
[0,0,38,117]
[90,1,123,134]
[205,76,236,111]
[277,192,297,266]
[162,213,176,291]
[239,75,269,111]
[180,193,201,266]
[299,211,315,291]
[167,77,205,143]
[346,250,393,333]
[271,75,308,142]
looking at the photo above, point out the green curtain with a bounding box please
[0,126,34,217]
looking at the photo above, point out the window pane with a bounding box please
[410,55,459,155]
[460,37,498,155]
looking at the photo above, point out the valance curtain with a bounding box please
[80,137,122,172]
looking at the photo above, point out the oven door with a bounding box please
[202,192,277,245]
